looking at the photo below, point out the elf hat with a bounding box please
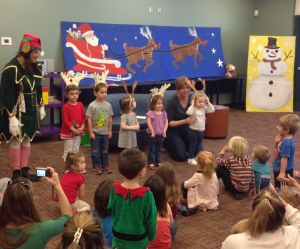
[19,33,44,56]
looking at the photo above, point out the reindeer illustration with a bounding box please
[170,27,208,71]
[123,26,161,75]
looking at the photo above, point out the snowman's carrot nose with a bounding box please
[271,51,276,55]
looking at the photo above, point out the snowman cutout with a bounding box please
[248,37,292,110]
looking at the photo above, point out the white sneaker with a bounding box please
[188,159,197,165]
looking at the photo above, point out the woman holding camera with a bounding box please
[0,167,72,249]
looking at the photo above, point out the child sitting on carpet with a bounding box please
[155,162,181,242]
[216,136,256,200]
[251,145,271,192]
[94,179,114,248]
[61,211,106,249]
[55,151,90,213]
[182,151,219,211]
[144,175,173,249]
[107,148,157,249]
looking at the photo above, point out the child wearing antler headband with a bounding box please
[146,83,170,170]
[60,71,86,170]
[118,81,140,148]
[185,78,215,165]
[86,70,113,175]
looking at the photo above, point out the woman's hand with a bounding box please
[43,167,60,187]
[279,174,300,188]
[186,117,196,125]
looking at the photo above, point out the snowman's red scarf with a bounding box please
[263,58,281,70]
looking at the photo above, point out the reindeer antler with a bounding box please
[93,70,109,86]
[122,80,130,95]
[150,83,171,97]
[61,71,86,87]
[132,81,137,95]
[145,26,152,39]
[185,78,197,92]
[188,27,197,37]
[184,78,206,93]
[140,27,149,39]
[150,87,159,96]
[92,72,101,85]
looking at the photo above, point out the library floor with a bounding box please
[1,108,300,249]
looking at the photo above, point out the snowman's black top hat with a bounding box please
[265,37,279,49]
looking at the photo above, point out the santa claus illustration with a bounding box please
[65,23,127,75]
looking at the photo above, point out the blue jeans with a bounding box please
[91,134,109,167]
[147,135,163,165]
[188,129,203,159]
[170,217,178,242]
[163,128,190,162]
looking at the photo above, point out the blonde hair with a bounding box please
[65,151,84,172]
[61,211,105,249]
[230,219,248,234]
[278,186,300,209]
[241,189,285,238]
[196,151,215,181]
[193,91,206,102]
[228,136,249,158]
[155,162,181,206]
[253,145,271,164]
[278,114,300,135]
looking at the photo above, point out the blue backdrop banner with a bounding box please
[61,22,226,86]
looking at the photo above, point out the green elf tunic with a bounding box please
[0,57,43,142]
[108,183,157,249]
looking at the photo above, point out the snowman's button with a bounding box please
[269,81,273,85]
[269,92,273,97]
[270,70,273,74]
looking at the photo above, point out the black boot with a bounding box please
[21,167,40,182]
[12,169,22,181]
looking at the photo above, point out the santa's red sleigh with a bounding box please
[65,36,128,76]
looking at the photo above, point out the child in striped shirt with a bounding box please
[186,88,215,165]
[216,136,256,200]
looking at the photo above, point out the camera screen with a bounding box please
[36,169,46,177]
[259,175,270,191]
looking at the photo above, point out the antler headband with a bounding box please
[150,83,171,96]
[93,69,109,86]
[60,71,86,87]
[185,78,206,93]
[122,80,138,107]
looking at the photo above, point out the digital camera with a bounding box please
[36,167,52,177]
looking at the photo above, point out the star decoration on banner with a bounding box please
[211,47,216,54]
[134,36,137,40]
[217,58,223,67]
[114,37,117,41]
[211,33,215,37]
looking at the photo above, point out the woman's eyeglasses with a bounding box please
[7,180,31,189]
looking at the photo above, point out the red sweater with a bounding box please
[60,102,86,139]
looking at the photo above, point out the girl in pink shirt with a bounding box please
[183,151,219,211]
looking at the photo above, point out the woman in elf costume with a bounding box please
[0,34,46,181]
